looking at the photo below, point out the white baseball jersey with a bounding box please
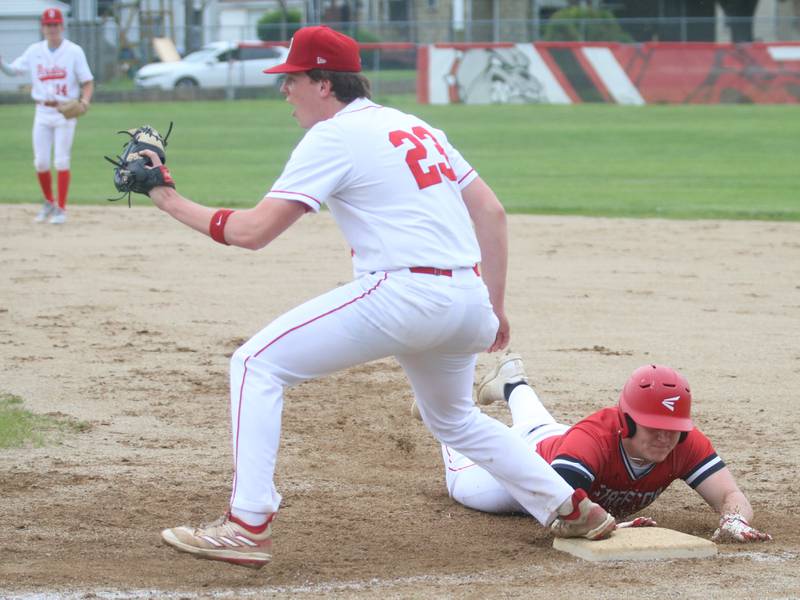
[268,97,481,275]
[9,39,93,103]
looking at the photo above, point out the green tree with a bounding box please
[543,6,633,42]
[257,8,302,42]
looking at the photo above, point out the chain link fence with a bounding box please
[1,16,798,96]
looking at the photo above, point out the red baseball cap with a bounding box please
[264,26,361,74]
[42,8,64,25]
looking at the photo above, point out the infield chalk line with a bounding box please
[3,551,797,600]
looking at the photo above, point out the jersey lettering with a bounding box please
[389,126,457,190]
[593,483,665,517]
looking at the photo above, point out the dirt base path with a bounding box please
[1,205,798,599]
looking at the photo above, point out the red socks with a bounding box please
[37,171,54,203]
[57,170,70,209]
[228,512,274,534]
[36,170,70,209]
[560,488,588,520]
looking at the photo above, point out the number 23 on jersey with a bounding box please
[389,126,457,190]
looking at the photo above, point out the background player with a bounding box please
[0,8,94,224]
[431,354,771,542]
[136,25,616,568]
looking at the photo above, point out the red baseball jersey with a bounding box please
[536,407,724,518]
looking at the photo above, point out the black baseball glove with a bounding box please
[105,123,175,207]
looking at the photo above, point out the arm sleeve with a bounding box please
[548,426,606,493]
[267,123,352,212]
[75,46,94,83]
[680,429,726,489]
[552,459,594,492]
[4,49,29,76]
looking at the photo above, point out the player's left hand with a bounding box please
[105,123,174,206]
[711,513,772,543]
[616,516,658,528]
[57,99,88,119]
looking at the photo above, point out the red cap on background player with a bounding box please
[264,26,361,74]
[42,8,64,25]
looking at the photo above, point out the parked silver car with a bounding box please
[134,41,289,90]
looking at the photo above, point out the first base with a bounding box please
[553,527,717,561]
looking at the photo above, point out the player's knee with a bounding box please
[230,345,249,371]
[230,345,283,383]
[54,158,70,171]
[452,485,517,514]
[34,157,50,172]
[427,409,479,447]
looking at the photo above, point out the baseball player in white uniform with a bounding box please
[0,8,94,224]
[140,26,615,569]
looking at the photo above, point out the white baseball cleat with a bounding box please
[49,207,67,225]
[161,513,274,569]
[476,352,528,406]
[35,201,56,223]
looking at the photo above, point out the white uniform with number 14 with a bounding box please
[6,39,93,172]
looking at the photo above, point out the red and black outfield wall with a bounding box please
[417,42,800,105]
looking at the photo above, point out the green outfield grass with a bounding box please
[0,99,797,220]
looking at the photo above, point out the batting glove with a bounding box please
[711,513,772,543]
[616,516,658,529]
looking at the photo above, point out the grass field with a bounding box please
[0,98,797,220]
[0,393,88,448]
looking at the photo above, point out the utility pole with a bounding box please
[307,0,321,24]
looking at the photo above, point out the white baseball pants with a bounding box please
[33,106,76,172]
[228,268,574,524]
[442,384,570,522]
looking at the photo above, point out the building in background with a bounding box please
[1,0,797,88]
[0,1,71,92]
[36,1,800,46]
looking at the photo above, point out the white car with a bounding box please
[134,41,289,90]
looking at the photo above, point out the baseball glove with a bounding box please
[58,99,88,119]
[104,123,175,207]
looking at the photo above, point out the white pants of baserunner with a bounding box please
[442,384,570,522]
[227,267,574,525]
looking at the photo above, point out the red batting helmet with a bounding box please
[619,364,693,433]
[42,8,64,25]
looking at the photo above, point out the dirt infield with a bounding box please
[1,204,798,599]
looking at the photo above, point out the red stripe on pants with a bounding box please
[230,273,389,508]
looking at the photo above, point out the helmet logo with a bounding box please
[661,396,680,411]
